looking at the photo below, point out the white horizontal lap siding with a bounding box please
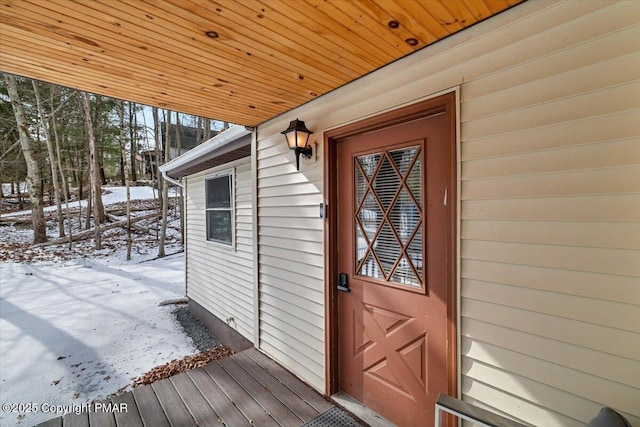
[256,131,326,391]
[457,2,640,426]
[185,159,254,342]
[254,0,640,420]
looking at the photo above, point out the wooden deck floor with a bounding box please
[37,349,333,427]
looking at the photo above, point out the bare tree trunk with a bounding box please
[73,136,84,202]
[175,113,181,157]
[93,95,107,185]
[126,173,132,259]
[4,74,47,244]
[80,91,104,249]
[16,175,23,210]
[77,162,83,201]
[128,102,137,182]
[158,110,172,258]
[85,179,92,230]
[33,81,65,237]
[12,151,25,209]
[196,116,203,144]
[50,88,73,250]
[133,106,138,180]
[119,146,126,185]
[140,106,150,180]
[152,107,162,240]
[140,106,152,181]
[203,117,211,141]
[119,102,132,260]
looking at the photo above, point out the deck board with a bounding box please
[87,409,115,427]
[152,378,196,426]
[187,367,249,425]
[62,411,89,427]
[231,352,320,421]
[171,372,224,427]
[218,356,305,426]
[244,349,332,413]
[111,391,143,427]
[37,418,62,427]
[132,386,171,427]
[36,348,334,427]
[204,362,280,427]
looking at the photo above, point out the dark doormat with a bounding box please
[302,406,363,427]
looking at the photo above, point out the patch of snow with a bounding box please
[0,185,191,425]
[0,254,193,426]
[1,182,27,195]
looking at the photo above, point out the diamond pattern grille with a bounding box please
[355,146,423,287]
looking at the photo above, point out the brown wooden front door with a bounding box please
[335,100,455,427]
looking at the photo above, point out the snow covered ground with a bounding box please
[0,186,195,426]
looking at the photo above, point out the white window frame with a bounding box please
[205,169,235,247]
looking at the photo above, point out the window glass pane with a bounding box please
[373,156,399,209]
[358,192,382,241]
[407,227,423,280]
[407,156,421,204]
[373,221,401,275]
[357,153,380,179]
[357,252,383,279]
[391,255,420,286]
[207,211,232,243]
[390,146,418,176]
[389,188,420,244]
[354,146,423,288]
[206,175,231,209]
[355,165,367,205]
[356,221,368,266]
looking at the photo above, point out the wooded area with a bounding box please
[0,73,229,257]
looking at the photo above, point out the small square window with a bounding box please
[205,171,233,245]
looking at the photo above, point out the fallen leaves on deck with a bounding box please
[131,346,233,388]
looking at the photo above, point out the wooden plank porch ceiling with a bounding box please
[0,0,520,127]
[37,349,335,427]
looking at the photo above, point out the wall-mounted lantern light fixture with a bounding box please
[281,119,313,170]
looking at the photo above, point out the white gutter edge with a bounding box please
[159,125,251,176]
[161,169,184,188]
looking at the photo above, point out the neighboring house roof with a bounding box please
[159,126,251,179]
[161,123,215,150]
